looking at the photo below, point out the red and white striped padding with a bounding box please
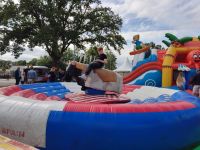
[65,93,130,104]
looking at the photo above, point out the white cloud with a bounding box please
[0,46,47,62]
[102,0,200,30]
[1,0,200,67]
[101,0,200,67]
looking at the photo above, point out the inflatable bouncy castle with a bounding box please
[124,33,200,90]
[1,83,200,150]
[0,34,200,150]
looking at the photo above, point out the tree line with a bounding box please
[0,46,117,70]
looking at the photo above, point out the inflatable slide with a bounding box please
[123,33,200,89]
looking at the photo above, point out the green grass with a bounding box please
[194,145,200,150]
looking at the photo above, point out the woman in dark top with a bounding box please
[190,70,200,97]
[48,67,57,82]
[58,69,65,81]
[85,47,107,76]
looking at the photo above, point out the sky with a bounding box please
[1,0,200,66]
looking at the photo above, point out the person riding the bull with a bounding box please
[80,47,107,79]
[65,48,122,93]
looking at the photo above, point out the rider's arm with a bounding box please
[96,59,107,64]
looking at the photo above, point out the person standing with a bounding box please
[48,67,57,82]
[27,67,37,84]
[21,69,25,84]
[190,70,200,97]
[176,71,186,91]
[24,65,30,84]
[58,69,65,82]
[14,67,21,85]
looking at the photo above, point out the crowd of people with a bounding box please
[14,66,66,85]
[14,47,108,91]
[14,66,38,85]
[48,67,65,82]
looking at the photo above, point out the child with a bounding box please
[80,47,107,79]
[176,71,186,90]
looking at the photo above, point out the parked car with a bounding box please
[24,66,49,83]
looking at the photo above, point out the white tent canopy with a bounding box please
[115,57,132,72]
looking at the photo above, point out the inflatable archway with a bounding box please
[1,82,200,150]
[162,38,200,87]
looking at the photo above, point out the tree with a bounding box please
[104,50,117,70]
[83,46,117,70]
[28,58,37,66]
[36,56,53,68]
[0,60,11,69]
[0,0,126,67]
[84,46,98,64]
[13,60,27,66]
[62,48,79,63]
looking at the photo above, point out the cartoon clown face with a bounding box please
[187,50,200,69]
[192,51,200,63]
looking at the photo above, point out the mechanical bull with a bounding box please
[66,61,123,94]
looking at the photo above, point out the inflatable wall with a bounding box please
[0,83,200,150]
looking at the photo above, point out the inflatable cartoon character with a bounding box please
[132,34,143,50]
[130,35,151,68]
[187,50,200,70]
